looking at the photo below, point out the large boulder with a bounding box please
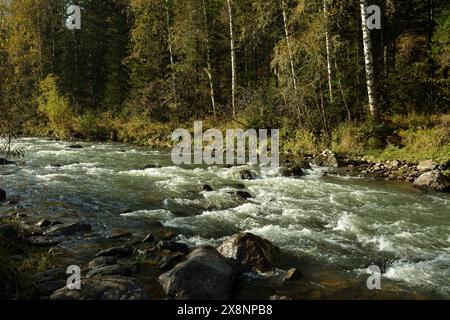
[312,150,340,168]
[158,246,235,300]
[217,233,279,272]
[413,171,450,192]
[44,222,91,237]
[50,275,148,300]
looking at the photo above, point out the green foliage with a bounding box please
[37,75,73,138]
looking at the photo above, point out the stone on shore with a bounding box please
[312,150,340,168]
[44,222,92,237]
[96,245,133,258]
[50,275,148,300]
[417,160,437,172]
[413,171,450,192]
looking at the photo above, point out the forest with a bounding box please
[0,0,449,162]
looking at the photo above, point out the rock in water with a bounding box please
[413,171,450,192]
[50,275,148,300]
[0,158,15,165]
[0,188,6,201]
[66,144,83,149]
[44,222,91,237]
[202,184,214,192]
[217,233,279,272]
[239,170,254,180]
[158,246,235,300]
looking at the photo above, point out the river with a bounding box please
[1,137,449,299]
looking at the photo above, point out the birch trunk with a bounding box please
[323,0,333,103]
[360,0,380,120]
[165,0,177,106]
[226,0,236,116]
[202,0,216,117]
[281,0,297,91]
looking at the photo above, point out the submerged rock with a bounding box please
[413,171,450,192]
[66,144,83,149]
[239,169,255,180]
[217,233,279,272]
[159,246,235,300]
[235,190,252,199]
[44,222,92,237]
[50,275,148,300]
[0,158,15,165]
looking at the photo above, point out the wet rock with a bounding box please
[158,252,185,270]
[120,208,132,214]
[97,245,133,258]
[142,164,159,169]
[159,246,235,300]
[157,241,189,253]
[44,222,92,237]
[142,233,154,243]
[86,264,134,279]
[27,236,59,247]
[0,158,15,165]
[236,190,252,199]
[202,184,213,192]
[36,268,67,295]
[312,150,340,168]
[50,275,148,300]
[217,233,279,272]
[283,268,300,281]
[417,160,437,172]
[88,256,119,270]
[159,229,178,241]
[413,171,450,192]
[239,169,254,180]
[0,188,6,201]
[36,219,52,228]
[107,230,132,240]
[281,163,306,177]
[66,144,83,149]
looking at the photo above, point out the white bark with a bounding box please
[202,0,216,117]
[165,0,177,105]
[281,0,297,91]
[226,0,236,116]
[360,0,379,120]
[323,0,333,103]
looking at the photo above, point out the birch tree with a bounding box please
[281,0,297,91]
[359,0,380,121]
[202,0,216,116]
[323,0,333,103]
[226,0,236,116]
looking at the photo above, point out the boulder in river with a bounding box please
[158,246,235,300]
[280,162,309,177]
[44,222,92,237]
[50,275,148,300]
[0,188,6,201]
[66,144,83,149]
[0,158,15,165]
[413,171,450,192]
[202,184,214,192]
[235,190,252,199]
[239,169,255,180]
[217,232,279,272]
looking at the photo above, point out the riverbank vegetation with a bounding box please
[1,0,449,165]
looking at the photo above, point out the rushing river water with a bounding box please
[1,137,449,299]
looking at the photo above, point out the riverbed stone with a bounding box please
[413,171,450,192]
[50,275,148,300]
[158,246,235,300]
[44,222,92,237]
[96,245,133,258]
[217,232,279,272]
[88,256,119,269]
[86,264,134,279]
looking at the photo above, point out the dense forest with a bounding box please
[1,0,449,162]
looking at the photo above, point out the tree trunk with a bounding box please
[359,0,380,121]
[281,0,297,91]
[165,0,177,106]
[226,0,236,116]
[323,0,333,103]
[202,0,216,117]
